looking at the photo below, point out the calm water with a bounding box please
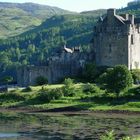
[0,112,140,140]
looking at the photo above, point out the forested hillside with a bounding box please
[119,0,140,16]
[0,2,73,39]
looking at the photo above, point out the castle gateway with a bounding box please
[93,9,140,69]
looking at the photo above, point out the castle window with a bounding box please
[109,44,112,53]
[100,28,102,32]
[131,35,134,44]
[94,26,96,32]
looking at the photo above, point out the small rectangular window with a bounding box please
[131,35,134,44]
[109,44,112,53]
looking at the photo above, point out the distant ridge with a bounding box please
[0,2,73,15]
[80,9,107,17]
[0,2,74,38]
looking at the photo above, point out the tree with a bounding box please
[1,76,13,86]
[22,59,28,65]
[105,65,133,97]
[63,78,76,97]
[131,69,140,84]
[0,53,9,65]
[83,63,97,82]
[37,52,45,65]
[27,44,36,57]
[15,47,21,61]
[35,76,48,86]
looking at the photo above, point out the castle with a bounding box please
[17,46,90,86]
[17,9,140,86]
[93,9,140,69]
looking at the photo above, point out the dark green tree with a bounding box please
[131,69,140,84]
[105,65,133,97]
[83,63,98,82]
[35,76,48,86]
[1,76,13,86]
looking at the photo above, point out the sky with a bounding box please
[0,0,133,12]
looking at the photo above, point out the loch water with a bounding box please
[0,112,140,140]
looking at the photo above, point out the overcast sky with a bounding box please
[0,0,133,12]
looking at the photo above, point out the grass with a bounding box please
[0,83,140,112]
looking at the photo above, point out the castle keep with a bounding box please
[93,9,140,69]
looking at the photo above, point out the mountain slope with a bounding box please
[0,2,74,39]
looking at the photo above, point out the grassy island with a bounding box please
[0,82,140,113]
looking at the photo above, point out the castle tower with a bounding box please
[93,8,140,69]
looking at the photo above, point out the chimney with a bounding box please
[107,8,116,16]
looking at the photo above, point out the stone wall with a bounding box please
[17,66,49,87]
[17,49,88,87]
[47,50,86,83]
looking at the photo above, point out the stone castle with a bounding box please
[17,9,140,86]
[93,9,140,70]
[17,46,91,86]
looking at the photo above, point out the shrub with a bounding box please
[22,86,32,92]
[0,93,25,102]
[63,78,77,97]
[127,102,140,108]
[62,86,77,97]
[0,76,13,85]
[100,130,115,140]
[96,68,113,86]
[35,76,48,86]
[104,65,133,97]
[35,88,63,103]
[83,83,102,95]
[48,88,64,100]
[96,72,108,85]
[63,78,74,86]
[131,69,140,84]
[127,86,140,95]
[100,130,135,140]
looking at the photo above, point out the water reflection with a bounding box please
[0,133,20,138]
[0,112,140,140]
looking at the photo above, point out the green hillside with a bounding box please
[0,2,74,39]
[80,9,107,16]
